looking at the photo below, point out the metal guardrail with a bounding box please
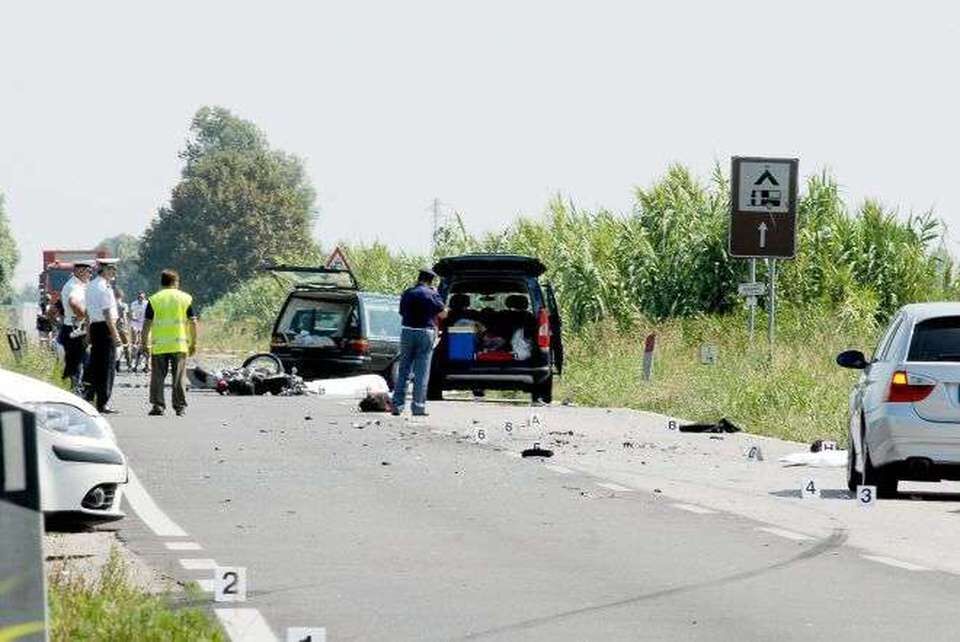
[0,401,47,641]
[4,328,29,362]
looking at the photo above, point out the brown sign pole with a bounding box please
[729,157,799,350]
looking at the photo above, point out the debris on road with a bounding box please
[303,374,389,397]
[188,363,307,396]
[745,446,764,461]
[521,445,554,458]
[359,392,394,413]
[810,439,839,452]
[679,418,741,433]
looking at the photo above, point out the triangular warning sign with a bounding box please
[754,170,779,186]
[324,246,352,271]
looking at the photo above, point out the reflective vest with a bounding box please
[148,288,193,355]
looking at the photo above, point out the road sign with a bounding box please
[737,282,767,297]
[0,402,46,642]
[324,246,352,272]
[729,157,799,258]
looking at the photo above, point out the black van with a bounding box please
[428,254,563,403]
[266,266,402,385]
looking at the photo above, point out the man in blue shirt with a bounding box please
[392,268,447,416]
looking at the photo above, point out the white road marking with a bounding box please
[180,558,218,570]
[124,469,188,537]
[196,578,216,592]
[756,527,812,541]
[166,541,202,551]
[862,555,929,572]
[672,503,716,515]
[215,608,279,642]
[596,482,632,492]
[544,464,573,475]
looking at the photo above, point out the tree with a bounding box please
[139,107,317,307]
[0,194,20,304]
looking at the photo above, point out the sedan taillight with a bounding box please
[887,371,935,403]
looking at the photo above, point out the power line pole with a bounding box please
[431,197,441,254]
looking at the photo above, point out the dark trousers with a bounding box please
[88,322,116,411]
[59,325,86,383]
[150,353,187,411]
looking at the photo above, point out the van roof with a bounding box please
[433,254,546,278]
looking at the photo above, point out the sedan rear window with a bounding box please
[908,316,960,362]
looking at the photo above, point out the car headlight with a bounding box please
[23,403,106,439]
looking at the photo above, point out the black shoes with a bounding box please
[175,408,185,417]
[148,407,164,416]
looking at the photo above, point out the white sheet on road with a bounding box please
[778,450,847,467]
[303,374,388,397]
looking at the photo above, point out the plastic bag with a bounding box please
[512,328,531,361]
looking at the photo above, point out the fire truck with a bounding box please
[39,249,110,305]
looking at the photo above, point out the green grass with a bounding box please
[556,305,878,444]
[0,340,65,388]
[48,548,225,642]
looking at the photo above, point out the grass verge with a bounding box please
[48,548,225,642]
[556,305,878,444]
[0,340,65,389]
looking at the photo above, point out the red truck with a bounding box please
[39,249,110,305]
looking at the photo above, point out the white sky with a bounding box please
[2,1,959,287]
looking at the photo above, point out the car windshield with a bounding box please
[277,297,352,338]
[908,316,960,361]
[363,301,401,340]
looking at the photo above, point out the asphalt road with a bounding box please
[109,379,960,641]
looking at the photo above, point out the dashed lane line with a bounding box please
[215,608,279,642]
[756,527,813,542]
[861,555,929,572]
[596,482,632,492]
[196,578,216,592]
[180,558,218,570]
[672,503,716,515]
[124,469,188,537]
[166,541,203,551]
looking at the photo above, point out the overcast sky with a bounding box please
[2,1,958,287]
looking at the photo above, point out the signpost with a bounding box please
[729,157,799,348]
[0,401,46,642]
[324,246,352,272]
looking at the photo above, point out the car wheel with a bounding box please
[863,445,898,499]
[531,377,553,404]
[846,433,863,493]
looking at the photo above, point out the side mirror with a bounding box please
[836,349,868,370]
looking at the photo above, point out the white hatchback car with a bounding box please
[0,366,127,522]
[838,302,960,498]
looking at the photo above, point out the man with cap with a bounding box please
[84,258,122,413]
[59,259,93,392]
[391,267,448,416]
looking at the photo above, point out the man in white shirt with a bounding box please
[85,258,123,413]
[129,291,148,372]
[58,260,93,391]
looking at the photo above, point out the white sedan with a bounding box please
[0,366,127,522]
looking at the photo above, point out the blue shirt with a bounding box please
[399,284,445,328]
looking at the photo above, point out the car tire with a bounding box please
[531,377,553,404]
[242,352,284,375]
[846,433,862,493]
[849,423,897,498]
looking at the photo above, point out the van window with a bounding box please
[908,316,960,362]
[278,297,352,338]
[364,302,401,340]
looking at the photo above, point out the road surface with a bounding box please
[109,376,960,641]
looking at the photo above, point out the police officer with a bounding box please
[59,260,93,392]
[391,267,447,416]
[142,269,198,417]
[85,258,122,413]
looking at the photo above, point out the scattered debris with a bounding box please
[381,461,391,466]
[521,446,554,458]
[680,418,741,433]
[653,488,662,493]
[360,392,394,413]
[745,446,764,461]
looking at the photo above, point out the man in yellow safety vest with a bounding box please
[141,269,198,416]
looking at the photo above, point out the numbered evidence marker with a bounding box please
[800,479,821,499]
[856,485,877,509]
[504,421,514,434]
[745,445,764,462]
[287,627,327,642]
[528,412,544,431]
[214,566,247,603]
[667,420,678,431]
[475,427,488,444]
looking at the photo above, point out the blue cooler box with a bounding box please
[447,326,476,361]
